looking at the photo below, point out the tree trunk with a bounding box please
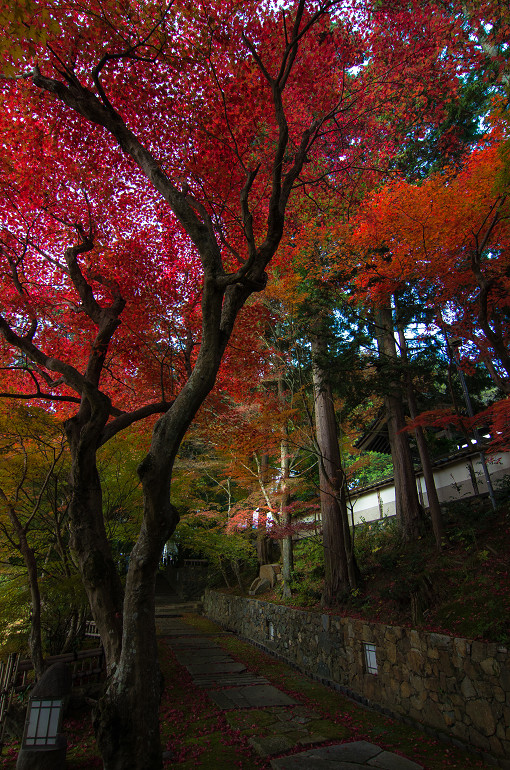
[94,310,231,770]
[61,606,86,654]
[311,335,358,605]
[374,303,422,542]
[65,405,124,674]
[20,536,45,679]
[218,558,231,588]
[231,559,243,591]
[22,539,44,680]
[26,12,326,763]
[94,523,169,770]
[0,491,45,680]
[280,433,293,598]
[255,453,275,566]
[278,378,293,598]
[396,322,444,549]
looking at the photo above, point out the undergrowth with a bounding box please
[260,498,510,644]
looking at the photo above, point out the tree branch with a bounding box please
[99,400,173,446]
[0,314,87,395]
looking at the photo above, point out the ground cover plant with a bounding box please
[240,499,510,645]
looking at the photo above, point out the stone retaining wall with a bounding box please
[204,589,510,764]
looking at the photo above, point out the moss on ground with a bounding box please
[0,609,496,768]
[174,616,486,770]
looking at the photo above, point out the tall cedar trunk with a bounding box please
[374,304,422,542]
[396,322,444,549]
[281,518,293,597]
[311,336,358,605]
[279,379,293,597]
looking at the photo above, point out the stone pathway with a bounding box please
[270,741,424,769]
[157,607,424,770]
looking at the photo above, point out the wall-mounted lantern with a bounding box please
[364,643,378,675]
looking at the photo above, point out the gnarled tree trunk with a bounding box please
[27,7,331,765]
[94,287,246,770]
[65,401,124,674]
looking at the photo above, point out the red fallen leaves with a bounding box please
[158,640,269,768]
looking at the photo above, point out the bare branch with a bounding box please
[25,446,66,531]
[0,391,81,404]
[0,313,86,396]
[99,400,173,446]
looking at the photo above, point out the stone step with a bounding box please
[155,602,203,614]
[191,673,269,689]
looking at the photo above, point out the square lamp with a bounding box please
[22,697,64,749]
[364,643,378,675]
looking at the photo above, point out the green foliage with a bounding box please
[344,451,394,489]
[284,537,324,605]
[172,509,258,587]
[392,75,491,180]
[39,573,88,655]
[0,570,89,657]
[98,428,145,573]
[0,574,30,654]
[347,501,510,643]
[293,537,325,577]
[353,516,401,571]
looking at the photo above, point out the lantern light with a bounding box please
[21,697,64,749]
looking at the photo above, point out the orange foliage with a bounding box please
[353,124,510,366]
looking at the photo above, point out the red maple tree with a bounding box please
[0,1,476,766]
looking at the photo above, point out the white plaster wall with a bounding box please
[350,484,395,525]
[348,452,510,524]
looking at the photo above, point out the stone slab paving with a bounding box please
[156,617,205,634]
[208,684,297,710]
[157,610,423,770]
[156,602,203,614]
[165,636,223,648]
[194,672,270,688]
[270,741,423,770]
[185,660,247,675]
[173,650,234,665]
[244,705,343,759]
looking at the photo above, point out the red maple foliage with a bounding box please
[0,0,493,766]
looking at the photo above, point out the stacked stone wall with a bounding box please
[204,589,510,763]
